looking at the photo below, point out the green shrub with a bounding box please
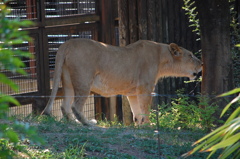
[150,89,219,131]
[0,1,44,158]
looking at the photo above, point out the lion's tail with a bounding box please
[41,44,67,115]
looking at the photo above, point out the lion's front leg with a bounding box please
[127,96,145,125]
[137,95,152,124]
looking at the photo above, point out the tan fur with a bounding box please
[41,39,202,125]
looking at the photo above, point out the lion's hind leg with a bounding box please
[70,79,92,126]
[61,65,75,121]
[68,66,96,126]
[71,95,90,126]
[61,85,75,121]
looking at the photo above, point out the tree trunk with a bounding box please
[195,0,233,109]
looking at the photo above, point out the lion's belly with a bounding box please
[90,75,137,97]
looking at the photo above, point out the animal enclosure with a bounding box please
[1,0,214,122]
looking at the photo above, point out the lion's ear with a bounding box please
[169,43,182,57]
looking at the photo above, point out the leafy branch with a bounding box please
[0,1,44,158]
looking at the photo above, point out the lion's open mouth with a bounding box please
[192,71,202,80]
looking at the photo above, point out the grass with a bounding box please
[13,115,223,159]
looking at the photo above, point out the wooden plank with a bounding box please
[147,0,156,41]
[171,1,182,93]
[138,0,147,39]
[118,0,130,46]
[116,95,123,121]
[44,14,100,27]
[94,95,102,120]
[180,0,187,48]
[155,0,163,42]
[174,0,181,44]
[128,0,138,43]
[45,23,98,33]
[161,0,168,43]
[99,0,115,45]
[167,0,174,43]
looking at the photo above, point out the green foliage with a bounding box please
[0,1,44,158]
[182,0,200,38]
[150,89,218,131]
[97,114,124,127]
[63,142,87,158]
[183,88,240,159]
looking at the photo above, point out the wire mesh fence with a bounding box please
[8,104,32,118]
[6,0,96,20]
[8,95,95,121]
[0,42,37,96]
[50,96,95,120]
[45,0,95,18]
[6,0,37,20]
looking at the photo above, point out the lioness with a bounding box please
[42,39,202,125]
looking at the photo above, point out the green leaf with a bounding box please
[9,39,24,45]
[220,142,240,159]
[225,108,240,124]
[0,95,20,106]
[6,129,19,143]
[218,88,240,97]
[182,141,206,157]
[19,20,34,27]
[192,124,229,145]
[223,119,240,140]
[232,150,240,159]
[207,133,240,151]
[0,73,19,91]
[200,137,222,152]
[220,94,240,117]
[206,149,217,159]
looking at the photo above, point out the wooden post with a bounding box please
[147,0,156,41]
[118,0,133,125]
[94,0,117,121]
[196,0,233,111]
[128,0,138,43]
[118,0,130,46]
[32,0,50,114]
